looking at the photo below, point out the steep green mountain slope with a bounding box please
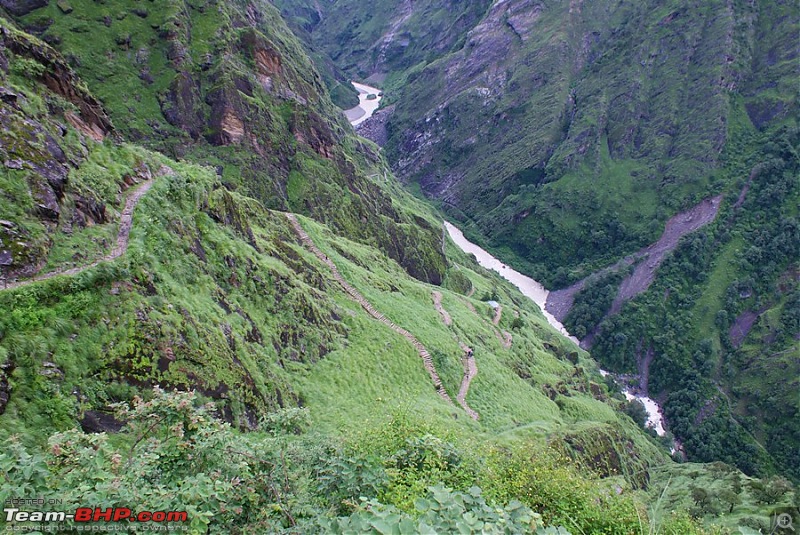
[286,0,799,483]
[8,0,446,285]
[589,124,799,480]
[274,0,493,90]
[0,3,795,533]
[267,0,360,109]
[381,0,797,283]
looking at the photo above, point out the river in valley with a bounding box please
[343,82,382,126]
[444,221,669,438]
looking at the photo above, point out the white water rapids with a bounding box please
[444,221,668,437]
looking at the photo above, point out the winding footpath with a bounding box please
[432,291,452,326]
[283,213,454,405]
[486,303,513,349]
[457,342,479,420]
[432,290,479,420]
[1,175,158,292]
[491,304,502,326]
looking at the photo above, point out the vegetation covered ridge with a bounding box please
[284,212,453,405]
[0,1,797,533]
[279,0,800,484]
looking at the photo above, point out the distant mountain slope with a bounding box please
[383,0,797,283]
[275,0,493,84]
[279,0,799,482]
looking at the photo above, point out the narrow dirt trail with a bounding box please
[492,304,502,326]
[487,303,513,349]
[460,297,512,349]
[432,290,452,326]
[1,176,157,292]
[501,331,512,349]
[431,290,479,420]
[457,342,479,420]
[284,213,454,405]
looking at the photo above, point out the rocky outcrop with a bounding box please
[254,43,282,92]
[1,173,156,291]
[0,19,117,279]
[80,409,124,433]
[355,104,394,147]
[160,72,204,140]
[218,107,245,145]
[1,24,112,138]
[0,0,48,17]
[292,110,335,159]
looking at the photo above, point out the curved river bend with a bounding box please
[343,82,382,126]
[444,222,668,438]
[444,223,578,344]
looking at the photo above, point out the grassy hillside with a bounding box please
[284,0,799,484]
[0,4,796,533]
[8,0,447,285]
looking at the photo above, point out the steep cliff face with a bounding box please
[0,18,329,425]
[0,19,114,280]
[5,0,446,284]
[276,0,493,81]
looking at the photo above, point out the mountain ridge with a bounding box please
[280,0,799,488]
[0,1,796,531]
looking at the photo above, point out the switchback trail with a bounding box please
[457,342,479,420]
[432,291,452,326]
[432,291,479,420]
[492,304,502,325]
[1,174,159,292]
[284,213,454,406]
[488,303,513,349]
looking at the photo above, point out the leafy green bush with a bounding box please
[10,57,46,78]
[0,389,718,534]
[0,389,309,533]
[261,407,312,435]
[320,485,565,534]
[481,444,643,534]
